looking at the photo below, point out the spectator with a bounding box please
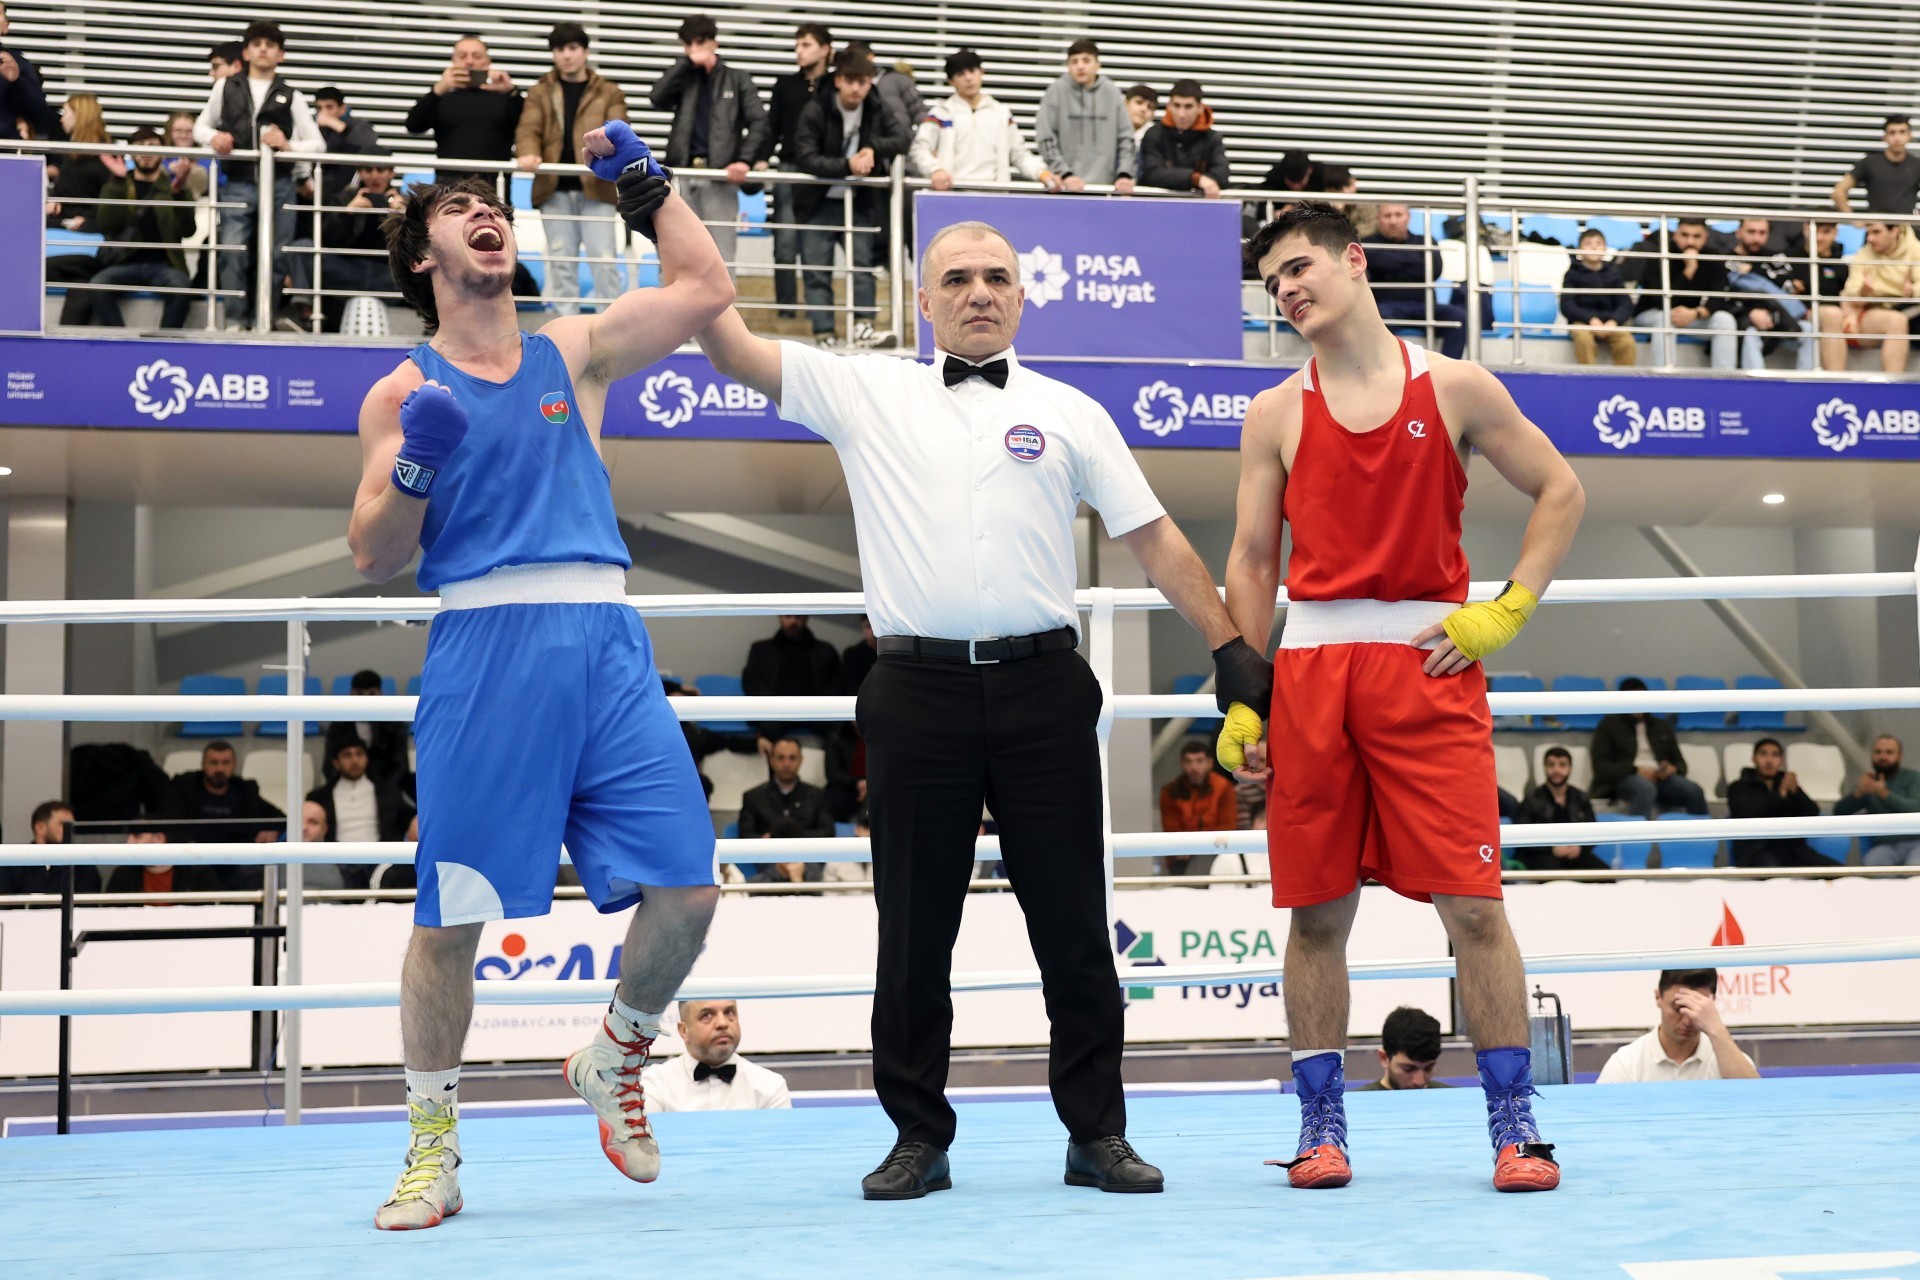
[207,39,244,83]
[282,159,405,333]
[192,20,322,328]
[662,678,761,800]
[1595,969,1758,1083]
[839,41,925,153]
[1354,1006,1450,1091]
[1590,678,1708,817]
[650,14,770,277]
[823,724,866,822]
[1630,216,1737,369]
[1157,740,1234,876]
[0,800,95,898]
[821,806,872,888]
[1122,85,1157,150]
[308,86,380,205]
[302,797,331,843]
[1726,738,1837,870]
[1836,734,1920,867]
[163,110,212,201]
[645,1000,792,1111]
[320,669,410,787]
[47,94,112,232]
[1510,746,1609,872]
[103,831,224,896]
[404,34,522,185]
[1320,164,1373,239]
[1259,148,1320,202]
[82,127,197,330]
[1364,203,1468,359]
[766,23,834,318]
[1817,219,1920,374]
[1034,39,1135,194]
[1561,228,1636,366]
[516,21,628,316]
[739,736,833,847]
[912,49,1056,192]
[742,614,842,741]
[795,49,909,348]
[840,614,878,693]
[1727,217,1813,371]
[307,736,414,887]
[1800,219,1848,304]
[0,2,58,142]
[165,739,284,888]
[1830,114,1920,216]
[1496,787,1520,820]
[295,798,350,891]
[1136,79,1229,197]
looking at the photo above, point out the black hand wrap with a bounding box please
[615,171,670,241]
[1211,636,1275,715]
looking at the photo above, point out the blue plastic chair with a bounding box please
[1617,674,1668,690]
[1170,673,1221,734]
[329,673,398,697]
[178,673,247,738]
[1733,674,1795,731]
[1835,224,1866,255]
[255,675,322,737]
[694,673,754,734]
[833,822,857,838]
[1404,207,1430,239]
[1655,812,1719,868]
[1593,812,1653,869]
[1487,673,1546,731]
[1549,675,1606,731]
[739,188,770,237]
[1708,219,1738,235]
[405,675,423,696]
[1807,835,1852,863]
[1673,675,1731,731]
[1489,284,1559,336]
[1519,215,1582,247]
[1583,216,1644,251]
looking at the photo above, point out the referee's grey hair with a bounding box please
[920,220,1018,282]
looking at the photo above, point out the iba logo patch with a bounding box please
[539,391,571,425]
[1004,425,1046,461]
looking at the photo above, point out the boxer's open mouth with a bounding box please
[467,226,505,253]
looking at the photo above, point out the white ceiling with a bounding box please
[0,425,1913,531]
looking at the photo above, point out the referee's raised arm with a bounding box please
[694,304,784,404]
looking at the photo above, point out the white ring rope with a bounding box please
[1,937,1912,1018]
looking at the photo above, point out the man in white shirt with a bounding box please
[692,219,1274,1200]
[645,999,792,1112]
[912,49,1059,192]
[190,20,323,327]
[305,736,413,888]
[1596,969,1759,1083]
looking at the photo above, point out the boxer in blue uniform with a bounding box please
[349,123,735,1230]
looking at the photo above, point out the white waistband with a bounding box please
[1278,599,1458,649]
[438,563,629,611]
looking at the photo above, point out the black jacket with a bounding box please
[323,714,411,788]
[767,68,831,166]
[1726,766,1821,865]
[650,57,769,169]
[305,775,413,845]
[316,111,381,203]
[743,622,843,737]
[48,153,112,233]
[1514,783,1597,826]
[1361,233,1441,298]
[213,73,300,184]
[737,779,834,840]
[840,640,878,695]
[163,771,285,841]
[793,92,909,222]
[1560,260,1634,325]
[1589,714,1687,799]
[1137,121,1230,192]
[0,46,57,141]
[404,83,524,168]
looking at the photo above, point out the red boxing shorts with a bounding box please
[1266,599,1503,908]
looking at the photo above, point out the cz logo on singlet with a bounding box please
[539,391,571,425]
[1004,425,1046,461]
[1407,418,1428,438]
[1478,844,1495,863]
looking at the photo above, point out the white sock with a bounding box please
[405,1067,460,1107]
[1291,1049,1339,1062]
[609,994,664,1039]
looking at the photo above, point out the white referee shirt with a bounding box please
[778,342,1166,641]
[643,1052,793,1112]
[1594,1028,1753,1083]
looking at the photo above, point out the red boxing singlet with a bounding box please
[1282,340,1470,604]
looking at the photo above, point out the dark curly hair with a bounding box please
[382,179,514,335]
[1244,200,1357,275]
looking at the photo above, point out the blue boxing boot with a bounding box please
[1478,1047,1560,1192]
[1265,1051,1352,1188]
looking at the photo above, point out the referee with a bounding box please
[696,220,1272,1199]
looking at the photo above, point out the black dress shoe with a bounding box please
[1065,1135,1165,1193]
[861,1139,952,1200]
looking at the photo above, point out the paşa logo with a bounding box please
[1017,245,1069,307]
[127,358,270,421]
[1810,397,1920,452]
[638,369,769,430]
[1132,380,1252,438]
[1016,245,1159,311]
[1592,394,1706,450]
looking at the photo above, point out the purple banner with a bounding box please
[0,156,46,335]
[912,192,1245,360]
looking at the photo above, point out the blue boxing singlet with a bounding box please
[408,332,632,592]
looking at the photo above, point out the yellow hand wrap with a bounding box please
[1215,702,1266,773]
[1439,581,1539,663]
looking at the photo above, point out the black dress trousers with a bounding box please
[856,647,1126,1149]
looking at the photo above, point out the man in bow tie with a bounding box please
[645,999,792,1112]
[695,219,1265,1200]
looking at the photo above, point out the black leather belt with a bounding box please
[876,626,1078,665]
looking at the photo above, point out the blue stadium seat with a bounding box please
[511,173,535,210]
[1655,812,1719,868]
[1489,284,1559,335]
[1807,834,1853,863]
[1549,674,1605,730]
[255,675,322,737]
[1487,673,1546,731]
[1733,674,1797,730]
[1617,674,1668,690]
[178,673,246,738]
[1707,219,1738,235]
[1170,673,1221,734]
[1405,207,1429,239]
[329,673,397,697]
[739,188,770,237]
[1583,216,1644,251]
[405,675,423,697]
[44,227,104,263]
[1834,224,1866,255]
[834,822,857,837]
[1673,675,1731,730]
[1519,214,1582,246]
[694,673,753,734]
[1593,812,1652,869]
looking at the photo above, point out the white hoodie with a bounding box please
[910,91,1048,184]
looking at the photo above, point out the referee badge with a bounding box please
[1004,425,1046,461]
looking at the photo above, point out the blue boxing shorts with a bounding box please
[412,564,717,926]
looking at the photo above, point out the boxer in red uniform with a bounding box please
[1223,203,1585,1193]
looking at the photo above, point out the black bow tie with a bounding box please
[943,356,1009,389]
[693,1061,737,1084]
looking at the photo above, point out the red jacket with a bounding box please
[1160,772,1237,832]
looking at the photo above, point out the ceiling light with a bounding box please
[1762,492,1786,505]
[0,466,12,477]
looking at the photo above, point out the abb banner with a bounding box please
[3,879,1916,1075]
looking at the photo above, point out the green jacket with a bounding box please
[1834,764,1920,846]
[97,174,195,273]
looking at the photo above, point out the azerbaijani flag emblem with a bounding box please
[540,391,571,425]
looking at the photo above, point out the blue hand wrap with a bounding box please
[392,383,470,499]
[587,120,668,182]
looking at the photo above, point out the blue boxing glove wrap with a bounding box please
[587,120,669,182]
[392,382,470,499]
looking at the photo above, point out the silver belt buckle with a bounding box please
[968,638,1001,665]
